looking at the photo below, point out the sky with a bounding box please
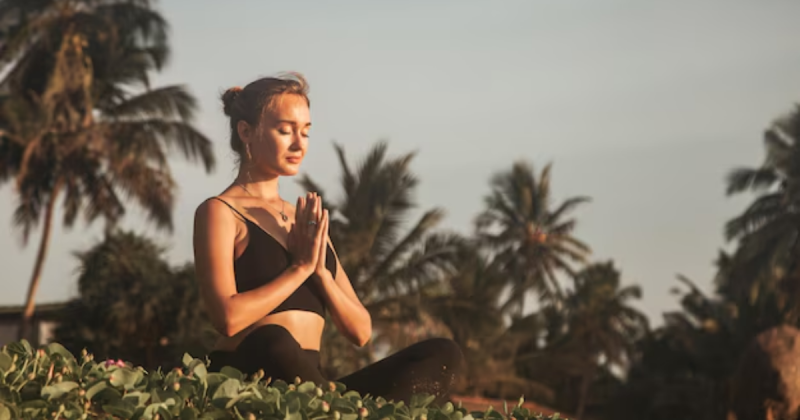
[1,0,799,324]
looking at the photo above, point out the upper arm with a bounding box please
[193,199,240,333]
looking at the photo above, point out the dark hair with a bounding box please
[221,72,310,163]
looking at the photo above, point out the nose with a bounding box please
[289,133,306,151]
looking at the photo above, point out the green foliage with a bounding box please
[0,340,562,420]
[54,230,213,371]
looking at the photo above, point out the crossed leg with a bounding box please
[338,338,464,405]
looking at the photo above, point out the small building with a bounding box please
[0,302,66,347]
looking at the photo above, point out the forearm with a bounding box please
[317,273,372,346]
[220,264,313,336]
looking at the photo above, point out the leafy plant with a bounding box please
[0,340,566,420]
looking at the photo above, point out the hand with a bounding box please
[286,192,326,274]
[314,207,332,281]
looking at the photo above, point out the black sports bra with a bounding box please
[210,197,337,317]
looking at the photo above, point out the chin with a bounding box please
[278,165,301,176]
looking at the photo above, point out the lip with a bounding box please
[286,156,302,164]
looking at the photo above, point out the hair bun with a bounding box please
[221,86,243,116]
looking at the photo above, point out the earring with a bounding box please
[245,143,254,182]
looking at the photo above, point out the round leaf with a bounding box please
[41,381,79,400]
[0,353,12,373]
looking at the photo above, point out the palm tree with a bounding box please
[606,272,744,420]
[475,161,591,316]
[0,0,215,341]
[557,261,648,419]
[426,245,506,349]
[725,106,800,312]
[298,141,462,375]
[426,245,556,401]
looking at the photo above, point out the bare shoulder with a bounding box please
[195,197,226,222]
[194,196,242,232]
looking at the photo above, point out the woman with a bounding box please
[193,73,463,404]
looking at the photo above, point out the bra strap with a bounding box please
[209,197,248,222]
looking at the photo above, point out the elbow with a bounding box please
[211,302,244,338]
[355,316,372,347]
[356,333,371,348]
[351,329,370,347]
[220,322,241,338]
[212,318,240,338]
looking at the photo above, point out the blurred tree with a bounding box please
[557,261,648,419]
[605,274,739,420]
[54,230,213,370]
[0,0,215,340]
[724,106,800,320]
[424,245,553,399]
[475,162,591,316]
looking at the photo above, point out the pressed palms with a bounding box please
[476,161,591,315]
[298,141,462,375]
[0,0,215,340]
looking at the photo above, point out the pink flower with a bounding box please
[104,359,126,368]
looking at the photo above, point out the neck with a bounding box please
[235,167,281,200]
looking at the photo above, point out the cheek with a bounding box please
[255,132,292,159]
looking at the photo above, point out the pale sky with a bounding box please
[1,1,799,324]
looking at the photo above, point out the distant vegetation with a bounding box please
[2,1,800,419]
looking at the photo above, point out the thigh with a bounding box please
[212,324,328,385]
[337,338,464,404]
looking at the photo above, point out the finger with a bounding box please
[297,196,307,236]
[316,195,323,223]
[309,193,319,222]
[315,209,328,245]
[321,210,329,243]
[317,211,327,266]
[312,195,323,234]
[302,193,311,224]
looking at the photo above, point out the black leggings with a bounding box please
[207,325,464,404]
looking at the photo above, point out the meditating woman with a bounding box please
[192,73,463,404]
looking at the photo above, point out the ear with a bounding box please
[237,120,253,145]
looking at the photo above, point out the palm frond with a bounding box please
[725,167,778,196]
[370,209,445,281]
[724,193,785,241]
[105,119,215,172]
[547,196,591,225]
[103,85,196,121]
[109,158,175,231]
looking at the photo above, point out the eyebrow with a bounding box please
[276,119,312,128]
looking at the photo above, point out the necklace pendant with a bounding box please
[280,212,289,222]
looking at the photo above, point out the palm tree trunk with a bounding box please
[18,184,61,342]
[576,369,593,420]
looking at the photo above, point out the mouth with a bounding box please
[286,156,303,164]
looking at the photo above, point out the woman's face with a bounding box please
[238,93,311,177]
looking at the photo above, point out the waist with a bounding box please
[209,324,322,372]
[214,311,325,351]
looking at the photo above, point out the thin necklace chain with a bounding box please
[237,183,289,222]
